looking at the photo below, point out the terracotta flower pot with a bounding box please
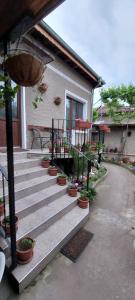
[57,176,67,186]
[38,83,48,94]
[16,237,35,264]
[0,203,4,217]
[4,53,44,87]
[54,97,62,105]
[78,197,89,209]
[2,216,19,235]
[41,160,50,168]
[68,188,77,197]
[75,119,92,129]
[48,167,57,176]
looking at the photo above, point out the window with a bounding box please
[66,96,83,129]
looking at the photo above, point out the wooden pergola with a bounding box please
[0,0,65,269]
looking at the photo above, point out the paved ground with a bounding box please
[1,163,135,300]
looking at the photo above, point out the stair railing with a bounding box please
[0,164,17,269]
[51,118,97,191]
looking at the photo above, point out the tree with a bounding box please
[100,84,135,154]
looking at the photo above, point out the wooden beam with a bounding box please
[35,24,98,83]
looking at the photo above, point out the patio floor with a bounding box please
[1,163,135,300]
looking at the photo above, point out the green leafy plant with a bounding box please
[18,238,35,251]
[57,173,67,178]
[0,74,19,108]
[100,84,135,154]
[81,186,96,201]
[42,156,50,161]
[0,197,3,204]
[68,183,77,189]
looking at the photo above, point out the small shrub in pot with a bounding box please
[68,183,77,197]
[48,166,58,176]
[57,174,67,186]
[41,156,50,168]
[2,215,19,235]
[78,190,89,209]
[17,237,35,264]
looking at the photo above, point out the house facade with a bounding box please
[0,22,104,149]
[95,106,135,155]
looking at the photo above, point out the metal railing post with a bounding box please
[87,160,91,191]
[4,37,17,269]
[52,118,54,165]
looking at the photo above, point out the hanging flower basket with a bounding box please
[99,124,111,133]
[38,83,48,94]
[4,52,44,87]
[54,97,62,105]
[75,119,92,129]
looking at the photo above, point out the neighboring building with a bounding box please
[95,106,135,155]
[0,21,104,149]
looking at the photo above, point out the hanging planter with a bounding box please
[4,52,44,87]
[75,119,92,129]
[54,97,62,105]
[99,124,111,133]
[38,83,48,94]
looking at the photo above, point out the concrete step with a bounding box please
[0,151,28,162]
[11,206,89,293]
[0,174,57,201]
[2,158,41,171]
[15,184,68,219]
[0,166,48,187]
[16,194,78,241]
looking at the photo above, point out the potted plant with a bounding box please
[78,190,89,209]
[38,83,48,94]
[48,166,58,176]
[2,215,19,235]
[4,51,44,87]
[0,197,4,217]
[122,157,130,164]
[54,97,62,105]
[55,144,61,153]
[75,119,92,129]
[41,156,50,168]
[68,183,77,197]
[16,237,35,264]
[57,174,67,186]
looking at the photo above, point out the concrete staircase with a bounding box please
[0,151,89,293]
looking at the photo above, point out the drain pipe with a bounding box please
[90,77,104,142]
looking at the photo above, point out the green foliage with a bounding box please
[57,173,67,178]
[0,197,3,204]
[0,75,19,108]
[80,186,96,201]
[18,238,34,251]
[32,96,44,109]
[42,156,50,161]
[100,84,135,124]
[92,108,99,122]
[96,142,105,151]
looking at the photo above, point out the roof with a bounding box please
[96,106,135,116]
[33,21,105,87]
[0,0,65,43]
[95,106,135,126]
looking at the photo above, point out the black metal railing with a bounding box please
[51,119,99,191]
[0,164,17,269]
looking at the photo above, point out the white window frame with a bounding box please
[65,90,88,144]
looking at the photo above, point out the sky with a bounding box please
[45,0,135,106]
